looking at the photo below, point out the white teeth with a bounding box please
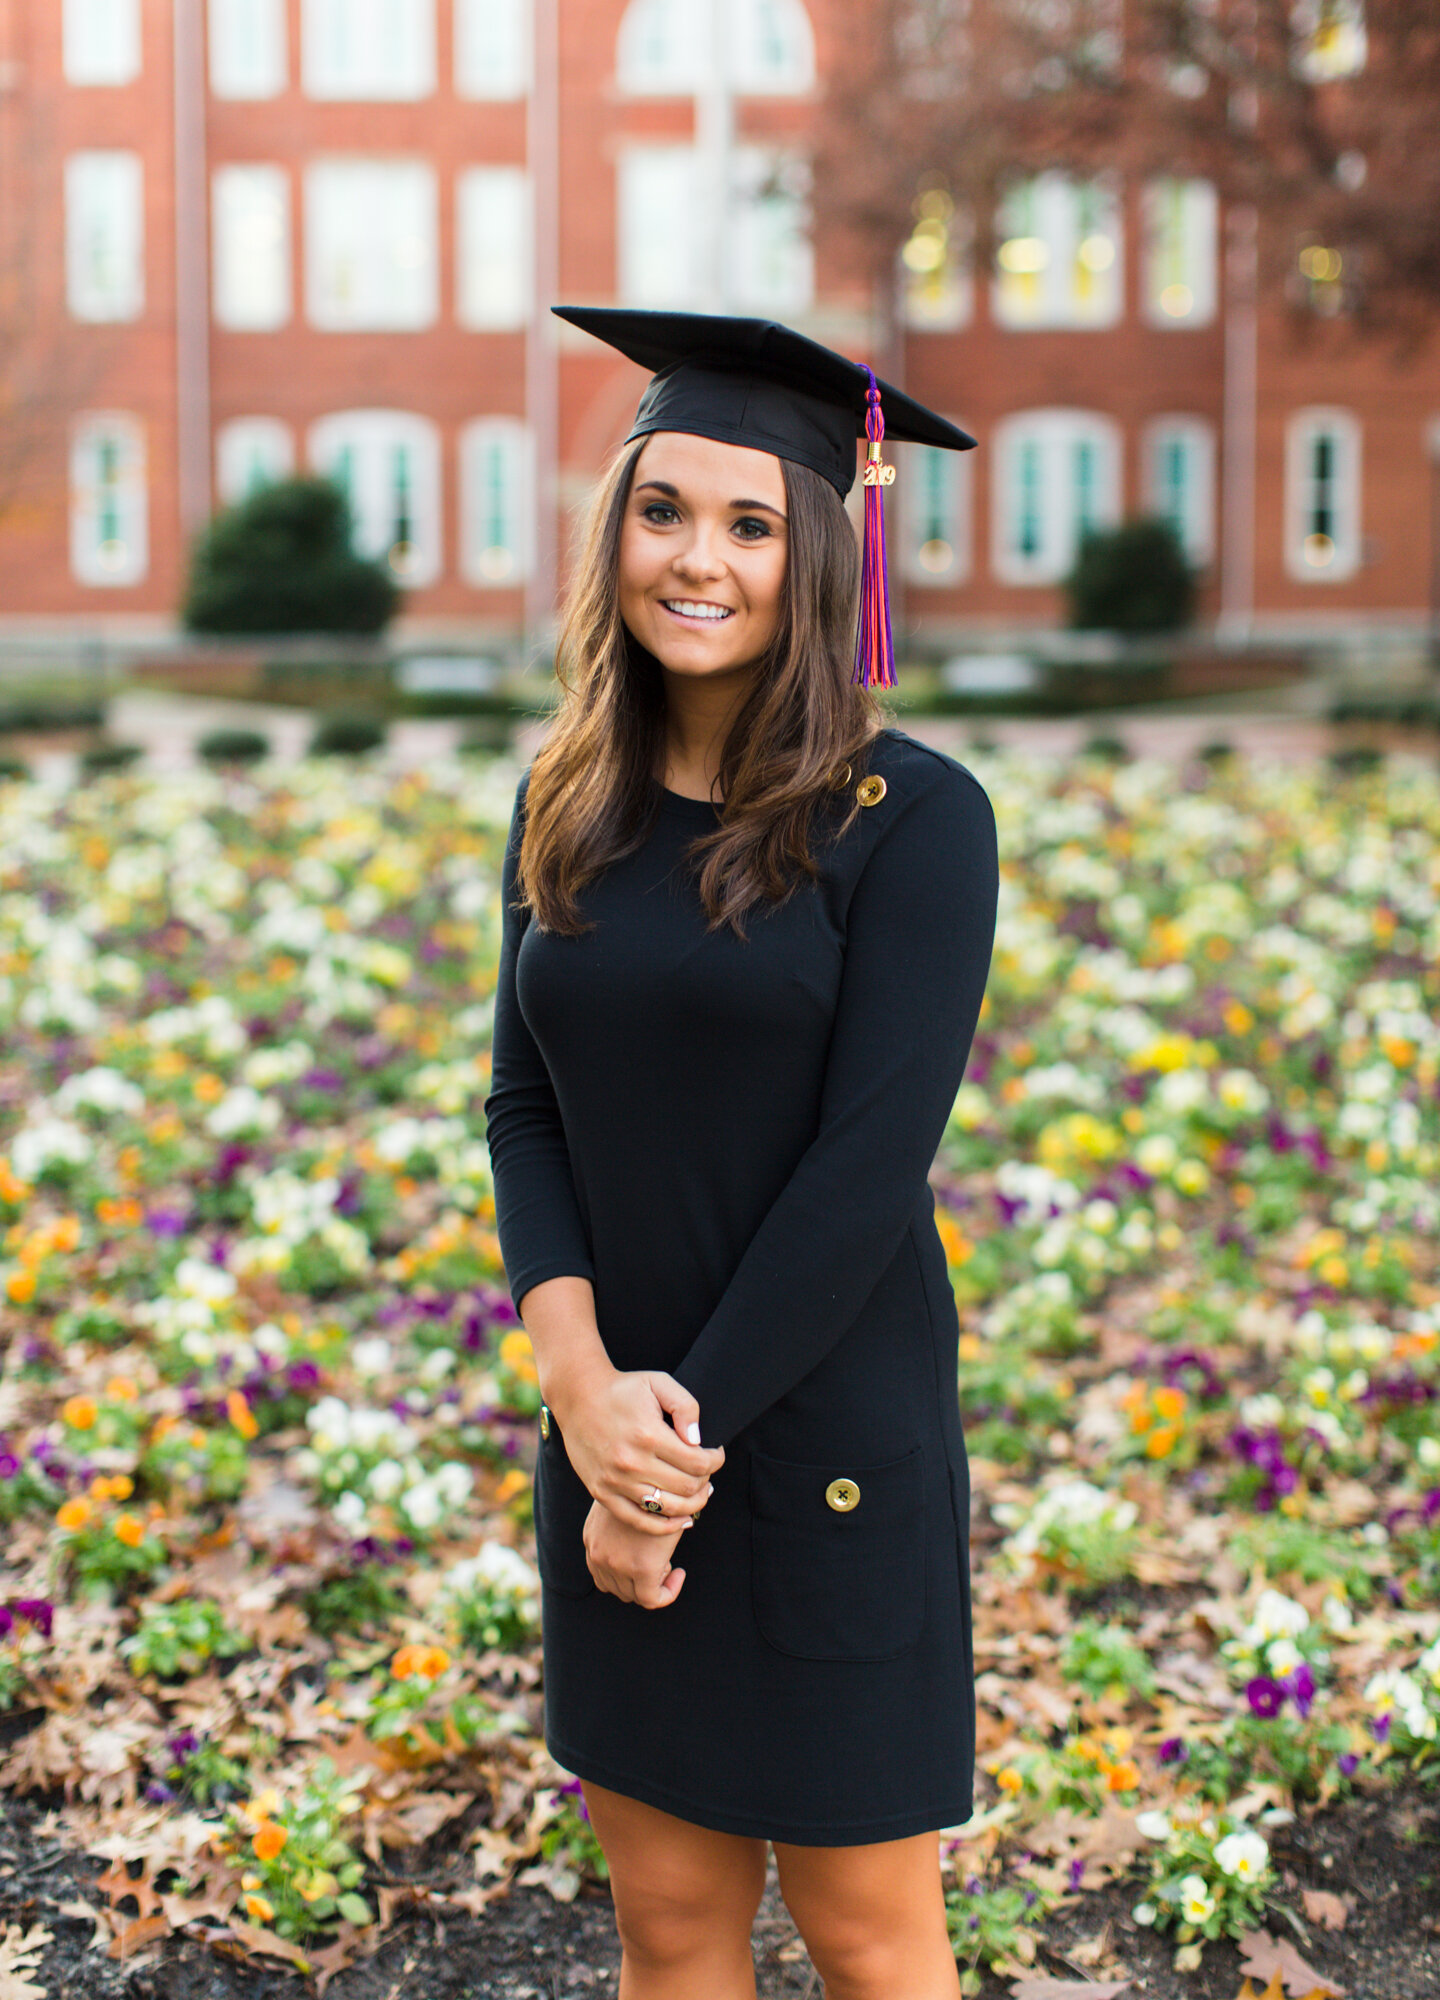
[663,600,733,621]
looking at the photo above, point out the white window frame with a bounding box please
[732,0,815,95]
[615,0,705,94]
[1141,177,1217,328]
[301,0,436,100]
[455,0,530,97]
[617,145,704,306]
[308,409,443,585]
[1285,407,1361,582]
[217,418,297,503]
[1143,416,1215,568]
[212,165,292,330]
[992,172,1123,330]
[305,159,438,330]
[65,151,145,323]
[898,437,972,586]
[991,409,1122,586]
[209,0,289,98]
[728,146,813,313]
[64,0,141,85]
[71,414,148,586]
[456,166,532,329]
[459,417,534,586]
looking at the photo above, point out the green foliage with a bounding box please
[182,477,399,637]
[225,1758,371,1940]
[1229,1517,1378,1603]
[301,1563,407,1637]
[162,1736,248,1806]
[1061,1619,1158,1700]
[0,1656,28,1712]
[539,1785,610,1884]
[0,756,30,781]
[945,1870,1059,1994]
[198,727,271,766]
[308,712,389,757]
[122,1597,247,1679]
[141,1423,250,1504]
[1064,516,1197,634]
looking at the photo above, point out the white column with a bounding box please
[1218,203,1257,647]
[693,0,733,312]
[525,0,561,665]
[173,0,212,542]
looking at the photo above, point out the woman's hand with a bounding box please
[584,1500,689,1607]
[551,1361,724,1535]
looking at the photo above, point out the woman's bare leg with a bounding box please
[580,1780,768,2000]
[773,1831,961,2000]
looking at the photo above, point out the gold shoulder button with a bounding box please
[539,1403,551,1441]
[825,1477,860,1512]
[856,774,887,808]
[830,761,853,792]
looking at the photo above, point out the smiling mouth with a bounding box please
[661,600,735,624]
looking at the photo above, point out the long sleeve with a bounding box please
[672,763,998,1447]
[483,775,596,1314]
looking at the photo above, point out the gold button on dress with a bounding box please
[856,774,887,807]
[825,1477,860,1512]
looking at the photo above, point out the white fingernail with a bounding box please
[686,1423,701,1444]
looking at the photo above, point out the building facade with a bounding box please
[0,0,1435,654]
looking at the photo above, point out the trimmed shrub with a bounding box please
[1080,733,1132,764]
[308,712,388,757]
[1064,516,1197,635]
[197,727,271,766]
[78,741,144,775]
[182,478,399,637]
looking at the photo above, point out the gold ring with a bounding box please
[641,1488,664,1515]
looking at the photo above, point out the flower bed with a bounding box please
[0,745,1435,1988]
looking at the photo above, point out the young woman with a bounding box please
[485,309,999,2000]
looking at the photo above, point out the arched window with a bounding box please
[71,414,148,586]
[1285,408,1360,581]
[308,410,442,585]
[1143,417,1215,567]
[992,410,1121,584]
[459,418,533,586]
[615,0,704,94]
[732,0,814,94]
[216,418,295,504]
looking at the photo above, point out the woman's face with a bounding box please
[618,431,789,682]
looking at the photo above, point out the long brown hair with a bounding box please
[518,438,882,936]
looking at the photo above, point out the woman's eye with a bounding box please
[641,502,679,525]
[733,517,771,540]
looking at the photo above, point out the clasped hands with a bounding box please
[546,1362,724,1611]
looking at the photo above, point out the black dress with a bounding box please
[485,728,998,1844]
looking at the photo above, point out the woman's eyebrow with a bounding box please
[636,480,785,517]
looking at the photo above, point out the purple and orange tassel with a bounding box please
[852,367,897,691]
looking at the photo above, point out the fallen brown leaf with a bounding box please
[1237,1928,1345,1996]
[1300,1888,1352,1931]
[1008,1980,1131,2000]
[224,1918,313,1971]
[106,1912,170,1960]
[0,1923,51,2000]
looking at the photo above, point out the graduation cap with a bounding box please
[552,306,976,692]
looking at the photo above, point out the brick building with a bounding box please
[0,0,1435,656]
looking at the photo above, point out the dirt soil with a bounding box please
[2,1780,1436,2000]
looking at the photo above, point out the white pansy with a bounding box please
[434,1462,473,1506]
[1135,1133,1178,1176]
[1247,1590,1310,1644]
[367,1459,405,1501]
[241,1040,314,1088]
[352,1337,393,1378]
[10,1118,93,1181]
[1212,1830,1268,1881]
[1135,1810,1171,1840]
[1239,1392,1284,1430]
[206,1086,282,1138]
[420,1348,456,1384]
[1155,1068,1208,1116]
[173,1256,237,1304]
[333,1491,367,1529]
[54,1066,145,1118]
[1179,1874,1216,1923]
[400,1481,442,1530]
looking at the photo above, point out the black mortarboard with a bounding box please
[552,306,977,689]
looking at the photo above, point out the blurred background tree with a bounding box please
[815,0,1440,339]
[182,478,399,637]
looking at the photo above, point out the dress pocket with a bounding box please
[533,1429,597,1599]
[749,1445,926,1662]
